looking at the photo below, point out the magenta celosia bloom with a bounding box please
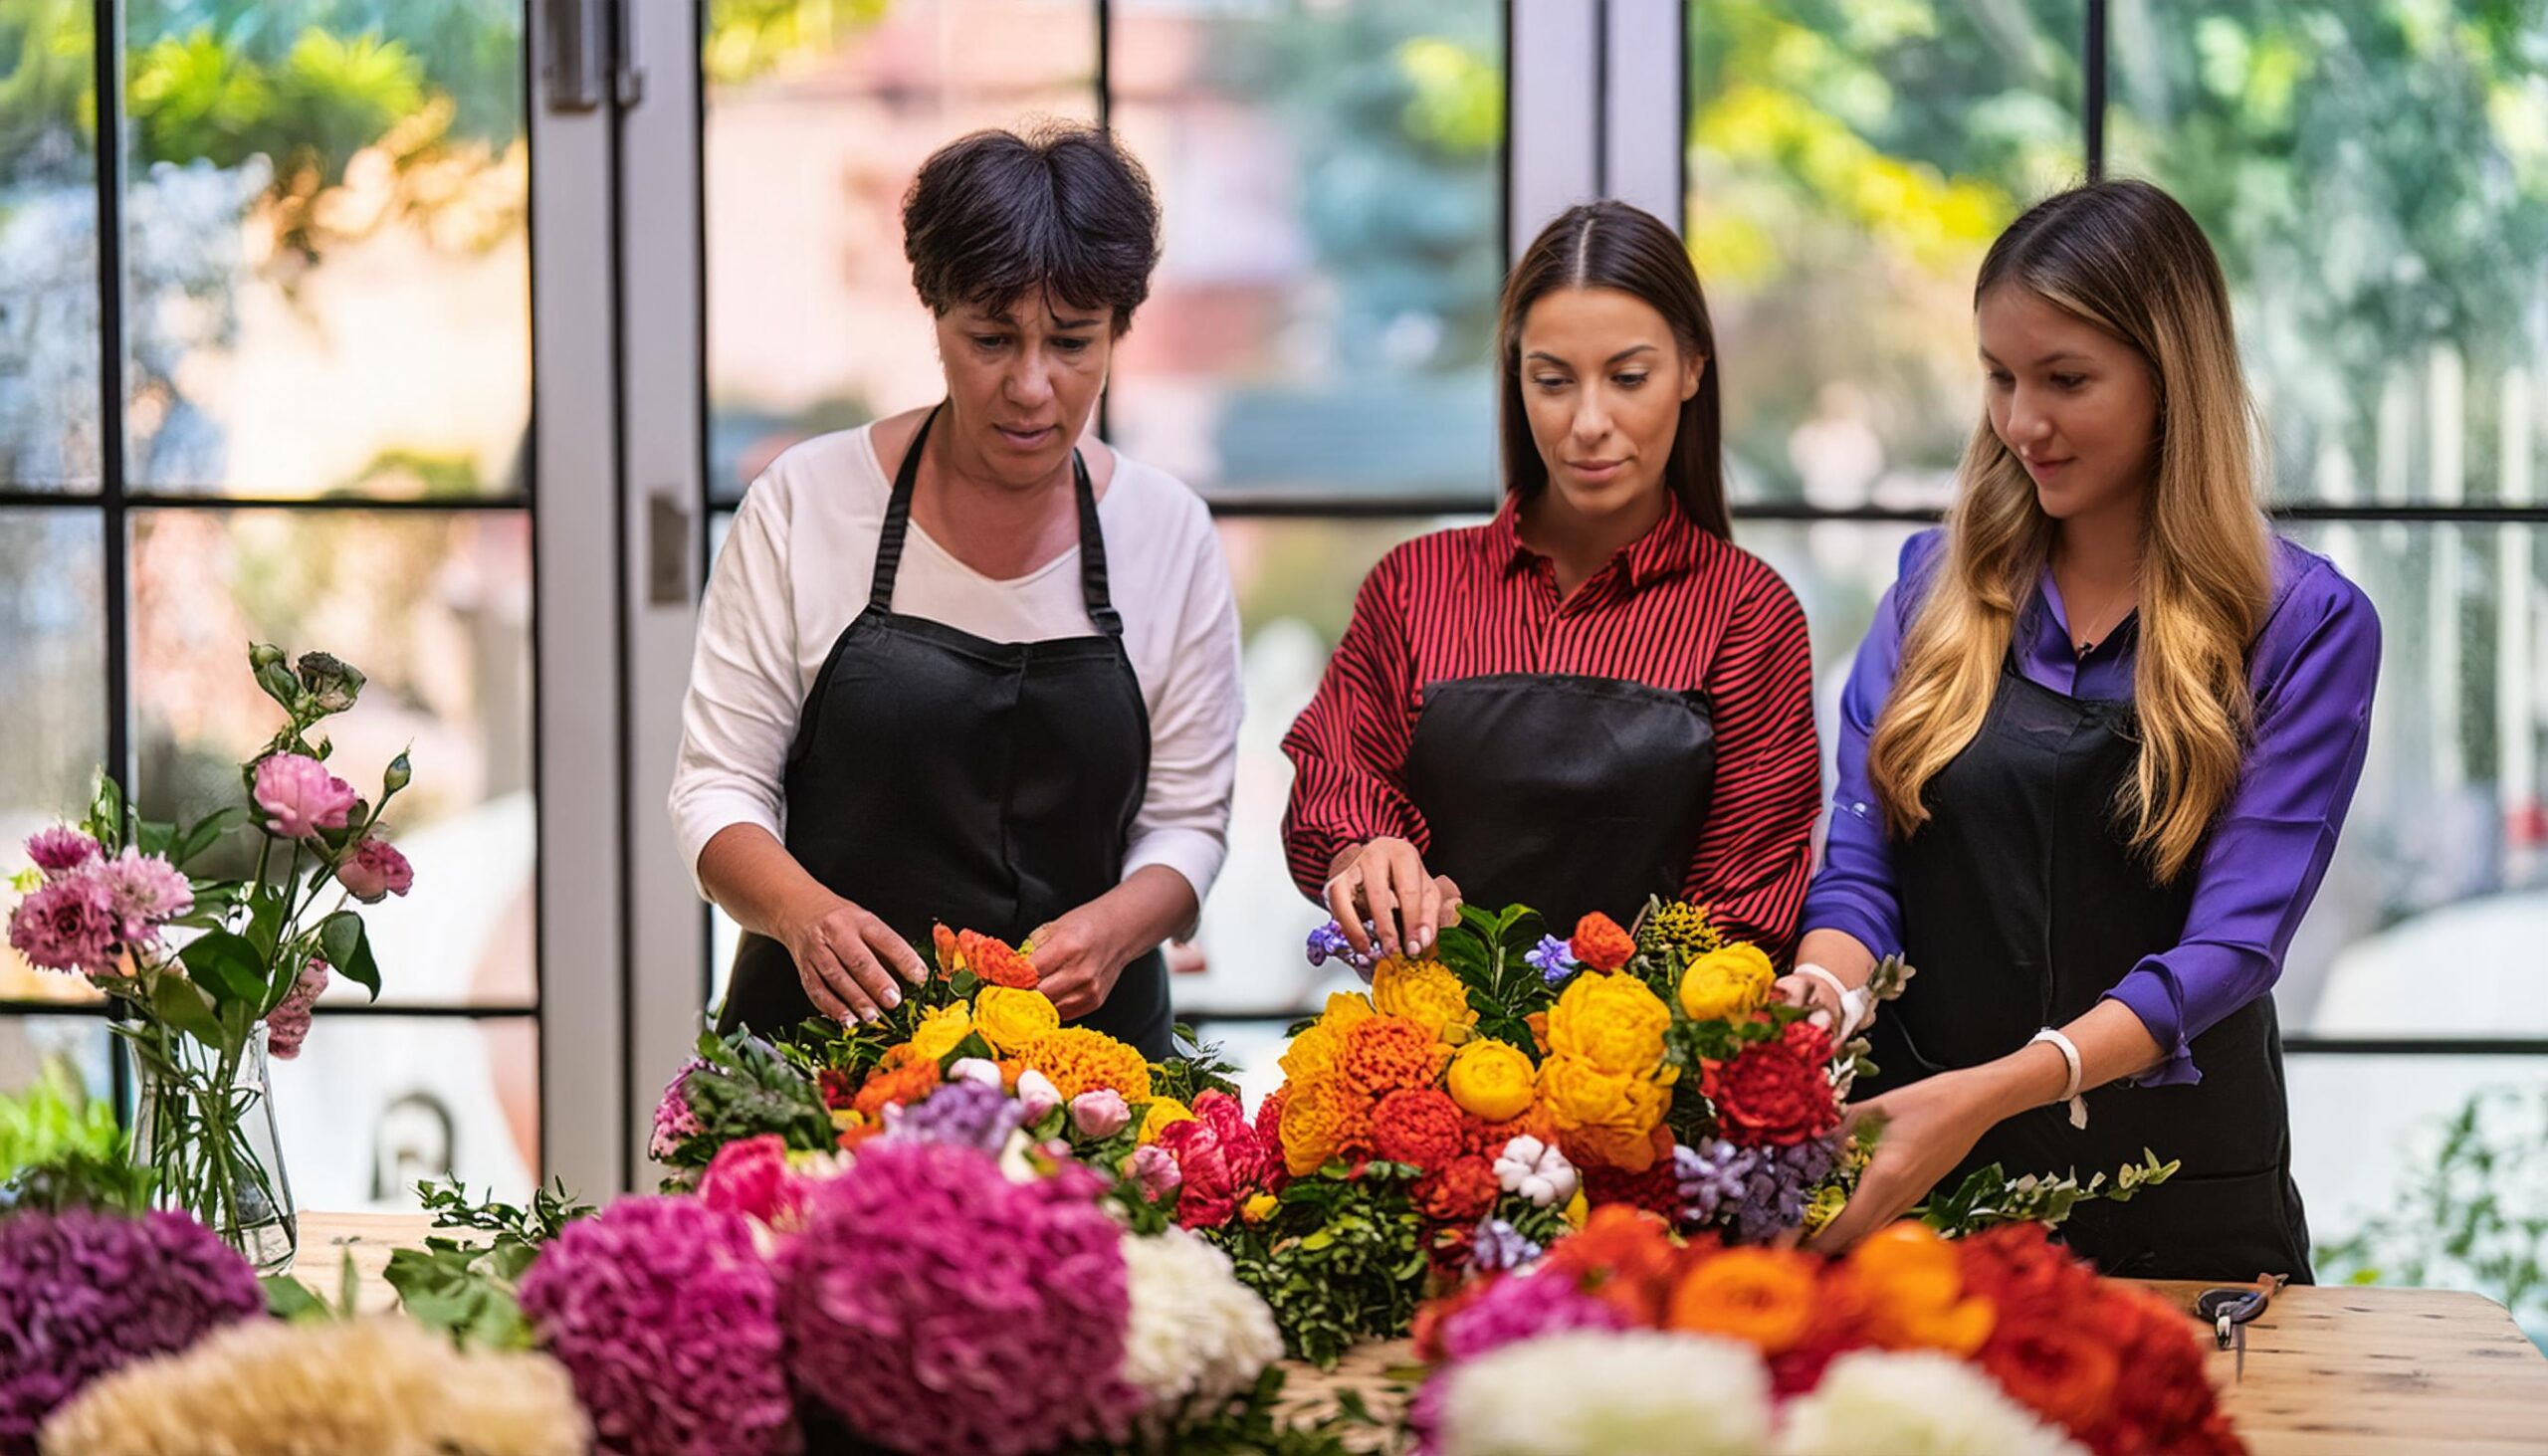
[779,1141,1140,1456]
[25,826,99,875]
[251,753,357,839]
[648,1058,708,1161]
[0,1208,265,1450]
[519,1196,798,1456]
[95,850,194,941]
[697,1135,805,1228]
[265,959,329,1060]
[335,837,414,903]
[6,872,120,974]
[1435,1269,1629,1363]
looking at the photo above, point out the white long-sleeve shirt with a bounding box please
[668,425,1243,932]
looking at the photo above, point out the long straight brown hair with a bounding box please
[1497,201,1731,538]
[1867,179,2274,883]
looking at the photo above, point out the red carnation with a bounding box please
[1781,1016,1836,1068]
[1413,1153,1501,1224]
[1570,913,1634,972]
[1704,1040,1840,1147]
[1374,1087,1467,1171]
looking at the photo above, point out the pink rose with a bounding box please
[253,753,357,839]
[1069,1089,1131,1139]
[266,959,330,1059]
[25,826,100,875]
[699,1134,807,1228]
[1128,1144,1182,1201]
[335,837,414,902]
[6,873,119,973]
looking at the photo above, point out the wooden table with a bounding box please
[297,1215,2548,1453]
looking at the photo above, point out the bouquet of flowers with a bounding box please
[1408,1209,2241,1455]
[4,645,410,1271]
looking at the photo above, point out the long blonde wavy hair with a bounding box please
[1867,179,2273,883]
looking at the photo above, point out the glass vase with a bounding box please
[129,1021,299,1274]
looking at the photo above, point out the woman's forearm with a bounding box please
[697,823,830,940]
[1960,997,2168,1123]
[1080,864,1199,960]
[1794,928,1878,985]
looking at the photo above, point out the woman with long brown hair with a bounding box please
[1282,200,1820,961]
[1784,180,2380,1280]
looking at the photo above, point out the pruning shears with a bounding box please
[2194,1273,2288,1381]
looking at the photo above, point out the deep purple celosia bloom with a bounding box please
[0,1208,264,1452]
[779,1141,1140,1456]
[518,1196,798,1456]
[24,827,99,875]
[885,1079,1022,1154]
[648,1058,708,1161]
[1434,1269,1627,1363]
[5,873,119,974]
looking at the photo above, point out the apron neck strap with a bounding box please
[872,404,1123,637]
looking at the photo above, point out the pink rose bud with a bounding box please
[1014,1069,1062,1124]
[1129,1144,1182,1200]
[253,753,358,840]
[1068,1088,1131,1139]
[948,1057,1003,1089]
[335,837,414,902]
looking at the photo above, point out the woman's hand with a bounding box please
[776,888,929,1024]
[1324,837,1462,959]
[1027,905,1133,1020]
[1805,1069,2005,1253]
[1771,971,1850,1032]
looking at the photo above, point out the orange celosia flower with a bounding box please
[851,1045,942,1122]
[1339,1015,1450,1097]
[958,929,1038,988]
[1569,912,1635,972]
[1666,1246,1819,1354]
[1020,1026,1153,1103]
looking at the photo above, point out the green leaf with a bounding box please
[133,818,177,857]
[245,882,290,958]
[151,974,228,1045]
[179,931,271,1006]
[88,774,126,855]
[318,911,381,998]
[264,1273,332,1322]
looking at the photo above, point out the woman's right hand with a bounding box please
[776,889,929,1024]
[1772,971,1851,1033]
[1324,837,1462,959]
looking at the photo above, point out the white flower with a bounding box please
[1015,1067,1063,1123]
[1437,1330,1771,1456]
[1119,1226,1284,1427]
[948,1056,1004,1088]
[996,1127,1042,1183]
[1493,1135,1579,1207]
[1775,1351,2086,1456]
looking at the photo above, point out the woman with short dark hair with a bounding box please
[671,124,1241,1057]
[1282,200,1821,961]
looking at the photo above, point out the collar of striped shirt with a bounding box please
[1486,494,1712,589]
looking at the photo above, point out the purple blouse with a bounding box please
[1802,529,2382,1085]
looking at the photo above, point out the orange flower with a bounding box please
[1534,1052,1668,1171]
[1339,1015,1450,1097]
[851,1044,942,1121]
[1021,1026,1153,1102]
[1279,1075,1376,1176]
[959,929,1038,988]
[1523,1011,1551,1056]
[932,924,963,978]
[1975,1318,2123,1436]
[1544,1205,1681,1324]
[1666,1246,1819,1354]
[1569,912,1635,972]
[1845,1224,1995,1355]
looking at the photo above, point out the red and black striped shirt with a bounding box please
[1279,500,1821,959]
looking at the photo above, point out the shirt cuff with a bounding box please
[1797,899,1898,966]
[670,786,784,902]
[2103,960,2199,1087]
[1123,826,1227,941]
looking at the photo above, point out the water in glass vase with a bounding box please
[129,1021,299,1274]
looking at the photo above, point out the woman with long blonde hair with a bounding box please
[1782,180,2380,1280]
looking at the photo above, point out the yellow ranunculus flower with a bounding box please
[971,985,1061,1055]
[1546,970,1671,1076]
[1242,1191,1279,1223]
[1372,955,1477,1040]
[1535,1051,1669,1171]
[1677,943,1776,1023]
[1138,1096,1195,1144]
[1279,1021,1341,1086]
[907,1003,974,1061]
[1320,990,1375,1030]
[1444,1039,1537,1122]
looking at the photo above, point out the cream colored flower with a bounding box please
[1775,1351,2085,1456]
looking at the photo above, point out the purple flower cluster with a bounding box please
[0,1209,264,1451]
[518,1196,797,1456]
[1686,1135,1840,1244]
[884,1079,1023,1154]
[1524,935,1579,986]
[778,1140,1139,1456]
[648,1057,709,1161]
[1465,1218,1543,1276]
[1303,921,1375,974]
[1434,1269,1627,1363]
[5,834,194,979]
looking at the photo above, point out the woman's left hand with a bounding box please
[1805,1069,2003,1253]
[1027,907,1131,1020]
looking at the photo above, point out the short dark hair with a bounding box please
[1498,201,1730,538]
[901,122,1163,335]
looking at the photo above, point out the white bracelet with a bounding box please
[1794,962,1871,1036]
[2027,1027,2089,1130]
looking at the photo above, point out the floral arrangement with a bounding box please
[1408,1209,2241,1455]
[3,645,412,1270]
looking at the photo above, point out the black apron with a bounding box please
[1403,672,1716,934]
[720,407,1172,1057]
[1859,637,2311,1283]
